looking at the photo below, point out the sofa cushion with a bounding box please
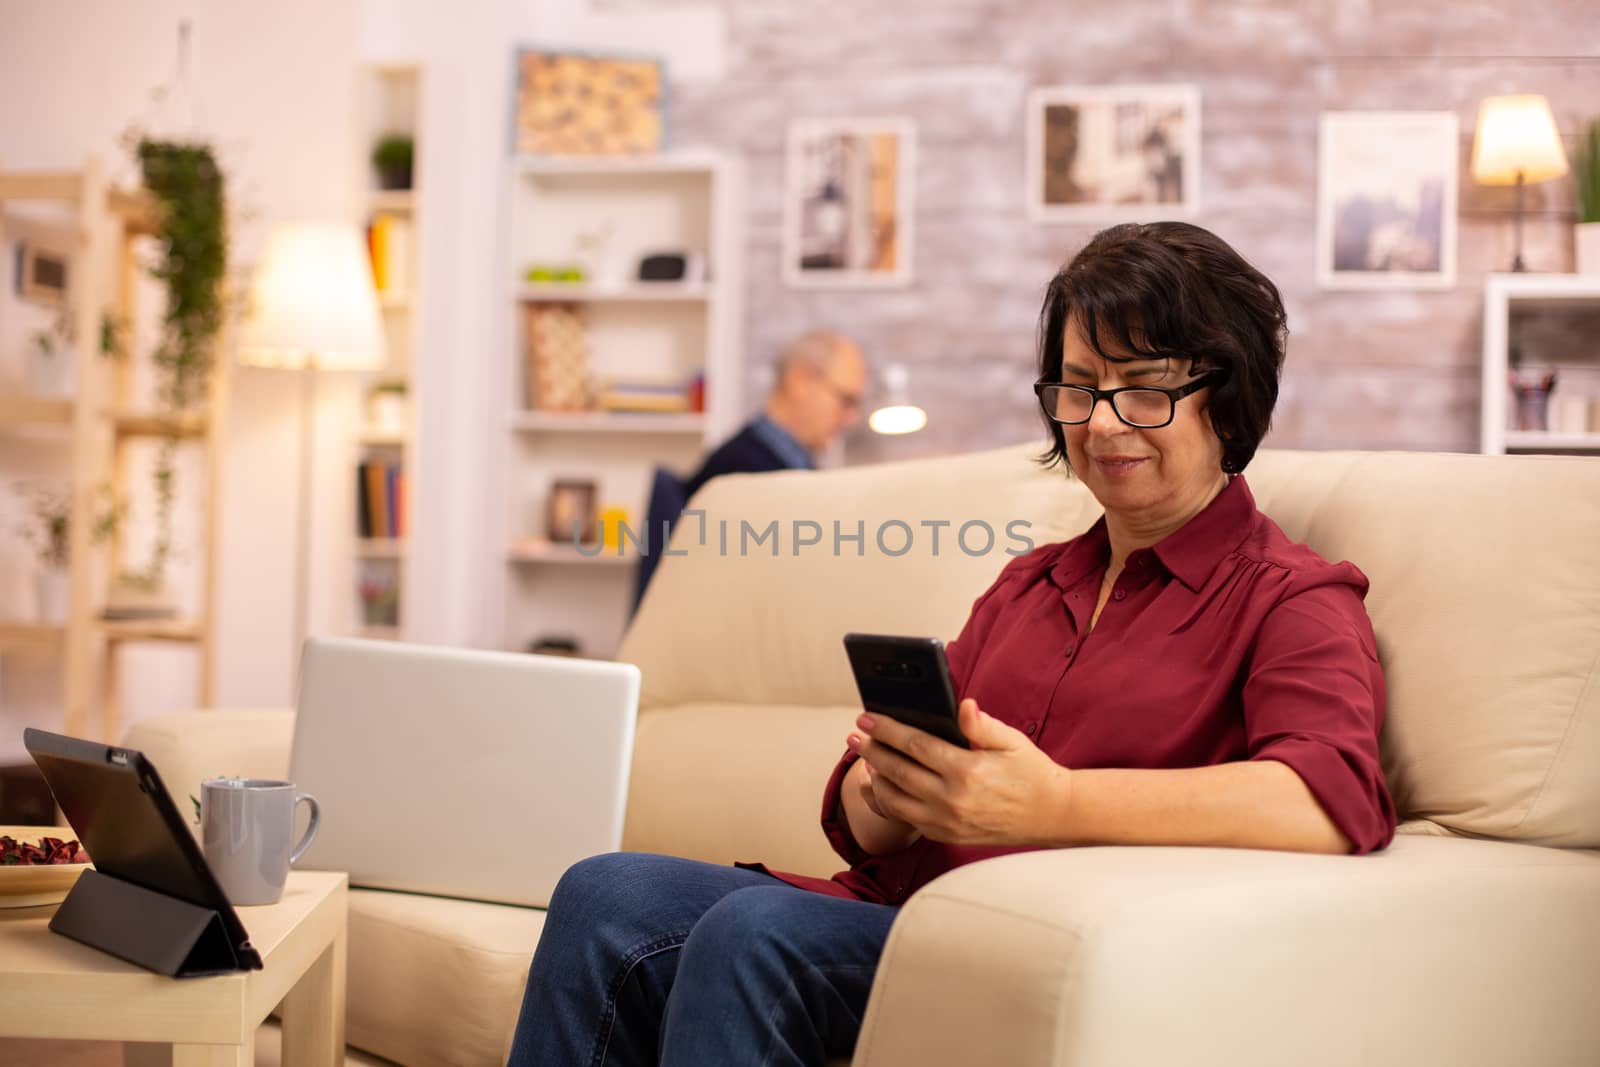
[623,702,857,876]
[123,709,295,837]
[346,889,544,1067]
[623,445,1101,713]
[621,445,1600,848]
[1242,450,1600,847]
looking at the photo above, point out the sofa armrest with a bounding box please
[853,836,1600,1067]
[121,709,296,831]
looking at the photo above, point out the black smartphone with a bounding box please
[843,633,969,750]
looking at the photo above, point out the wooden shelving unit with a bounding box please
[99,619,207,644]
[0,395,74,426]
[106,410,209,438]
[0,623,67,655]
[0,158,226,745]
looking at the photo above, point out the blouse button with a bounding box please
[1025,722,1038,737]
[1062,644,1076,658]
[1113,589,1127,601]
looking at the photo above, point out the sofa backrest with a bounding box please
[618,446,1600,874]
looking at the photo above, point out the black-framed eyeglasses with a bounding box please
[1033,369,1227,430]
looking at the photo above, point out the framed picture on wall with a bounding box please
[15,240,70,306]
[782,118,915,288]
[1316,111,1459,290]
[1026,84,1201,222]
[512,49,666,156]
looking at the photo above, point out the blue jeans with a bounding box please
[504,852,899,1067]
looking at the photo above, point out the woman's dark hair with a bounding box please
[1035,221,1286,475]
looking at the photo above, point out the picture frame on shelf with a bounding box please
[783,117,915,288]
[15,240,70,306]
[546,479,598,546]
[512,48,666,157]
[1026,84,1200,222]
[1316,111,1459,290]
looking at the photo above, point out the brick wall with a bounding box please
[651,0,1600,462]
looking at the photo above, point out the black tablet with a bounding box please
[23,727,263,971]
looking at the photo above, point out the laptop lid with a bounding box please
[288,638,640,908]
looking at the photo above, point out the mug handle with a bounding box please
[288,792,321,866]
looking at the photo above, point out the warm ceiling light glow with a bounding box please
[869,404,928,435]
[868,364,927,435]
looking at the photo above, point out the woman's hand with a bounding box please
[847,699,1071,848]
[840,752,921,856]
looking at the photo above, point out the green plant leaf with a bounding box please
[134,138,228,586]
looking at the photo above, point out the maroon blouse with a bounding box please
[746,475,1396,906]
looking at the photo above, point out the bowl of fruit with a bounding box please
[0,827,91,909]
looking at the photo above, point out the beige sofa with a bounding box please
[127,444,1600,1066]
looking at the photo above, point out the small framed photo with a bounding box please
[513,49,666,157]
[1316,111,1459,290]
[15,241,70,306]
[783,118,915,288]
[546,479,598,545]
[1026,84,1201,222]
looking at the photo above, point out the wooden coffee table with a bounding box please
[0,870,347,1067]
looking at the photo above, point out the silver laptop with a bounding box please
[288,637,639,908]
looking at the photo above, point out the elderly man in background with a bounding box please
[633,330,868,609]
[685,330,867,496]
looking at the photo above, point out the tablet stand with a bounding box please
[50,869,249,977]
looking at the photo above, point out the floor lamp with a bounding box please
[238,223,386,668]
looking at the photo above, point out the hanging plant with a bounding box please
[129,137,227,589]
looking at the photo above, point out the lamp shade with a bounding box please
[868,363,927,436]
[1471,95,1570,186]
[238,222,386,371]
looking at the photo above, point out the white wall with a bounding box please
[0,0,364,751]
[0,0,729,748]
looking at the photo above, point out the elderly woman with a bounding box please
[505,221,1394,1067]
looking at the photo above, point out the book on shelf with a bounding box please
[367,213,411,295]
[599,393,692,414]
[356,460,407,539]
[597,379,694,414]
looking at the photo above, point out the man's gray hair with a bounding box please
[774,330,853,380]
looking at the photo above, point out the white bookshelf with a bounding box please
[352,63,423,638]
[1480,273,1600,455]
[513,151,729,177]
[509,411,707,435]
[507,540,639,566]
[496,151,744,659]
[514,282,712,303]
[354,538,406,559]
[1503,431,1600,452]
